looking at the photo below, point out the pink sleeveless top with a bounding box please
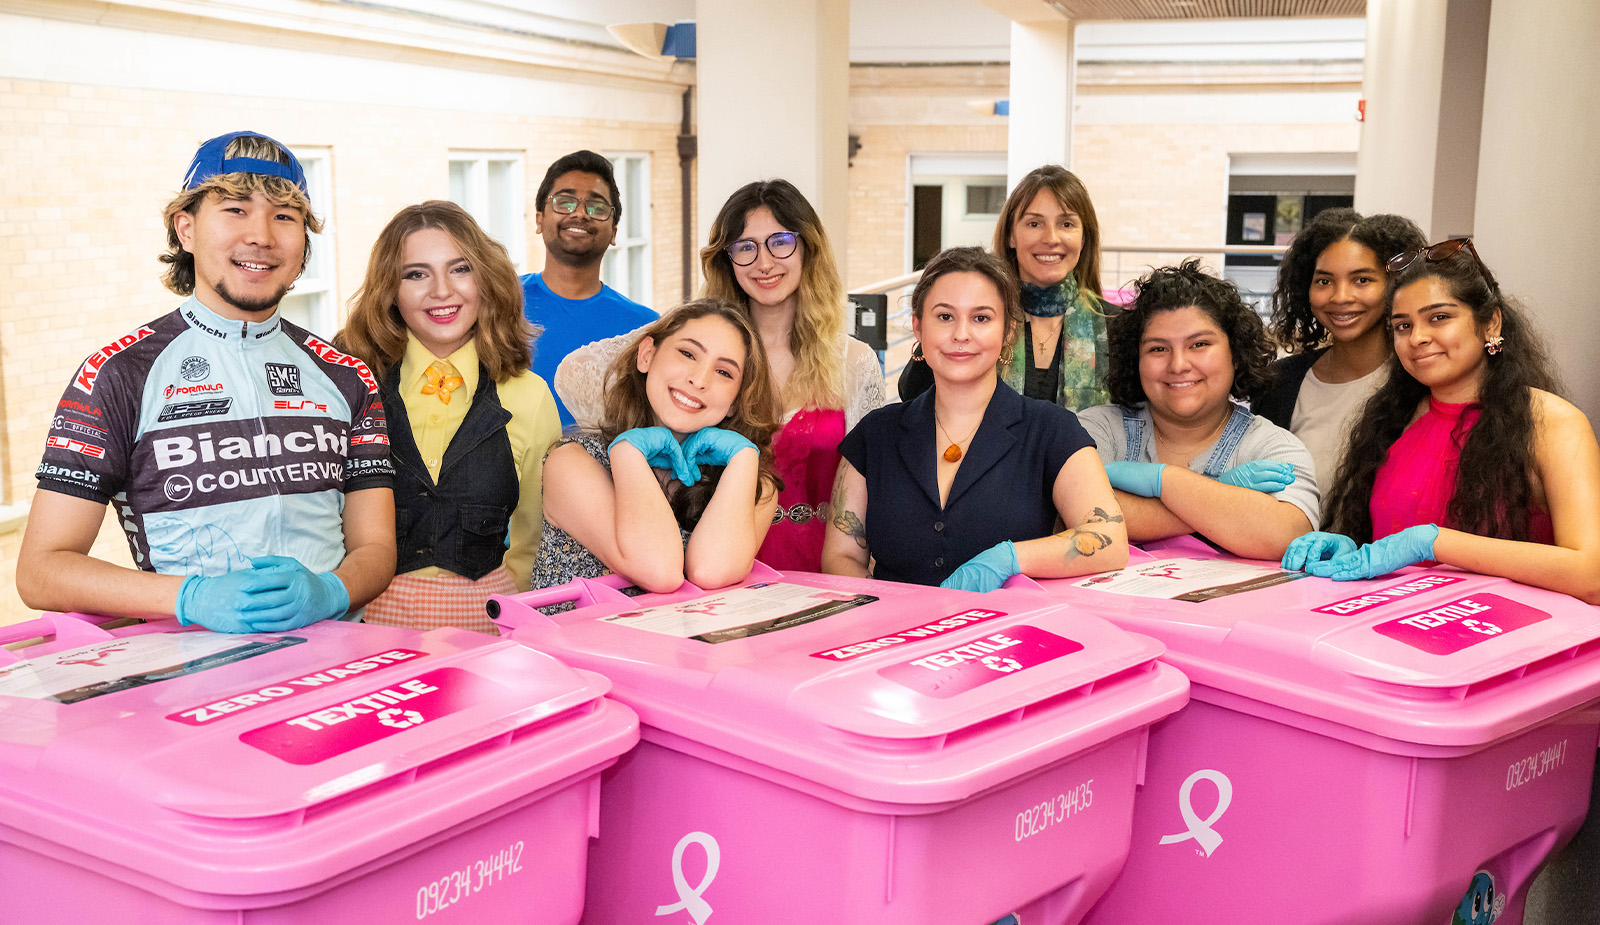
[1371,397,1553,543]
[756,407,846,572]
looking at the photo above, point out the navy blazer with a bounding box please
[838,381,1094,586]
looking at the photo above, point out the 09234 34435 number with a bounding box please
[415,840,525,920]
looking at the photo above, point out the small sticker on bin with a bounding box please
[239,667,501,765]
[1372,593,1550,655]
[879,625,1083,698]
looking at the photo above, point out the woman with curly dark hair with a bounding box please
[1282,239,1600,602]
[1256,209,1427,486]
[1077,259,1319,559]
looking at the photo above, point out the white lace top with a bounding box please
[555,327,887,430]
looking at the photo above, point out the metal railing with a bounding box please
[852,243,1288,381]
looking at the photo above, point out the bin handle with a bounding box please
[0,612,120,663]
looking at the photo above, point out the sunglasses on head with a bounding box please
[726,232,799,267]
[549,193,613,221]
[1385,237,1483,275]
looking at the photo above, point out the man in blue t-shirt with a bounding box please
[520,150,656,426]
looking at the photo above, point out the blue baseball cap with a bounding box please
[182,131,307,192]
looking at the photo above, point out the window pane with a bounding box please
[966,183,1005,215]
[487,160,514,246]
[628,246,645,302]
[449,161,470,208]
[626,157,646,239]
[279,292,331,339]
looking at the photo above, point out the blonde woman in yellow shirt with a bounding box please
[337,201,560,631]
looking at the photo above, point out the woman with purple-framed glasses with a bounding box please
[555,179,885,573]
[1283,238,1600,603]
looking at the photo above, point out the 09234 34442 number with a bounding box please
[415,840,525,920]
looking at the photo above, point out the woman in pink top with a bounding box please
[1282,238,1600,604]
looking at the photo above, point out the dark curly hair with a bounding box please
[1105,259,1276,410]
[1269,209,1427,353]
[1323,244,1560,543]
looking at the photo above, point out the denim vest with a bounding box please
[384,365,518,579]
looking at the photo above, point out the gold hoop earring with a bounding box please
[910,342,925,363]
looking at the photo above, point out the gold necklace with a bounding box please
[934,411,980,462]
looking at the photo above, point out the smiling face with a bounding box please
[1310,238,1389,346]
[731,206,805,314]
[1006,189,1083,288]
[538,170,617,267]
[636,314,748,438]
[1390,275,1499,403]
[1138,306,1236,427]
[912,271,1008,389]
[395,227,480,359]
[174,190,306,319]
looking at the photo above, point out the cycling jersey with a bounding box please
[37,297,394,578]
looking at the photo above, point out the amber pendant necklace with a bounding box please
[934,411,980,462]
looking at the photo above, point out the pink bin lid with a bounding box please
[489,566,1189,806]
[0,616,638,895]
[1023,536,1600,748]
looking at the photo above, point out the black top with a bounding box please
[838,381,1095,587]
[1021,321,1064,404]
[1253,347,1327,430]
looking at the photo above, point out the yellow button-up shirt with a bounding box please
[397,336,560,590]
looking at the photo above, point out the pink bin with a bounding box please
[1019,538,1600,925]
[0,612,638,924]
[489,565,1189,925]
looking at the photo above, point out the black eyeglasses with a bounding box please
[549,193,613,221]
[1386,237,1483,275]
[726,232,799,267]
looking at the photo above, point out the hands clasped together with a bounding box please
[175,556,351,634]
[1281,524,1441,581]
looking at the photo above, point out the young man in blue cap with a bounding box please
[520,150,656,425]
[17,131,396,633]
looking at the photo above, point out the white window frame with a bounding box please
[601,152,652,305]
[448,151,527,271]
[278,146,337,338]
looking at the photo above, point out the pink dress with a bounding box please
[1371,396,1553,542]
[757,407,846,572]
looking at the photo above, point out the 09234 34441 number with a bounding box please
[415,840,525,920]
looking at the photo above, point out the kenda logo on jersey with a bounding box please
[304,336,380,394]
[73,326,157,394]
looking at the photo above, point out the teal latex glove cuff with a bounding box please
[681,426,756,472]
[1313,524,1440,581]
[1218,460,1295,493]
[610,427,699,485]
[236,556,350,632]
[1280,531,1358,572]
[940,541,1020,593]
[1103,461,1166,498]
[174,570,280,633]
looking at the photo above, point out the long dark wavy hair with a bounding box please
[1105,259,1276,410]
[1323,246,1559,542]
[1269,209,1427,353]
[600,299,782,530]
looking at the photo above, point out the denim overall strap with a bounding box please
[1120,407,1147,462]
[1199,404,1255,478]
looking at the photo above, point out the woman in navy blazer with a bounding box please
[821,247,1128,591]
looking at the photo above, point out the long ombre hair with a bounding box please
[1324,247,1559,543]
[699,180,846,413]
[337,200,533,384]
[993,164,1104,299]
[601,300,783,528]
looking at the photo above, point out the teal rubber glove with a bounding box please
[1280,531,1358,572]
[174,569,284,633]
[940,541,1020,593]
[1218,460,1295,493]
[235,556,350,632]
[610,427,698,485]
[681,426,756,476]
[1103,461,1166,498]
[1313,524,1441,581]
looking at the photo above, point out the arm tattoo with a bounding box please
[830,464,869,549]
[1058,527,1114,562]
[1085,507,1124,524]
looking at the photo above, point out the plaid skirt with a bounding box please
[361,566,515,634]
